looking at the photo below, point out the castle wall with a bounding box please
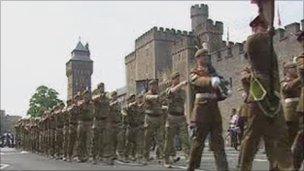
[124,3,303,131]
[125,52,136,95]
[125,27,194,94]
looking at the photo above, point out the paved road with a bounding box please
[1,147,269,170]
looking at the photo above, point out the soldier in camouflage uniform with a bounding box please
[49,108,57,158]
[14,120,22,149]
[292,31,304,171]
[55,103,65,159]
[108,91,125,163]
[41,112,48,156]
[63,100,71,161]
[143,79,165,165]
[38,118,44,154]
[237,67,279,170]
[91,83,111,164]
[42,111,50,156]
[29,119,35,152]
[282,62,302,146]
[187,44,229,171]
[77,90,93,162]
[67,93,80,162]
[163,72,190,168]
[123,94,145,163]
[239,15,294,170]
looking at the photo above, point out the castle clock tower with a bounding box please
[66,41,93,100]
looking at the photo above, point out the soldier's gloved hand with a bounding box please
[211,76,221,88]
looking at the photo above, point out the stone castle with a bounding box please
[125,4,304,127]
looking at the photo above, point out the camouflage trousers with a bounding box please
[42,132,48,155]
[125,125,144,159]
[109,124,126,159]
[240,103,294,171]
[77,121,92,161]
[164,114,190,161]
[238,136,279,170]
[292,130,304,171]
[284,100,300,146]
[63,125,69,158]
[91,119,108,160]
[144,115,165,160]
[68,124,77,160]
[188,122,228,171]
[55,129,63,157]
[49,129,56,157]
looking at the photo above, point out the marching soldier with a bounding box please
[91,83,111,164]
[14,119,22,149]
[238,67,279,170]
[41,113,48,156]
[109,91,125,163]
[282,62,302,145]
[187,44,229,171]
[44,111,51,156]
[292,31,304,171]
[239,15,294,170]
[123,94,145,163]
[67,93,80,162]
[143,79,165,165]
[77,90,93,163]
[49,108,57,158]
[55,102,65,159]
[63,100,72,161]
[163,72,190,168]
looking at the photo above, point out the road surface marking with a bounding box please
[173,165,206,171]
[0,164,10,170]
[115,160,142,166]
[254,159,267,162]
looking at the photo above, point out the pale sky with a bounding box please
[1,1,303,117]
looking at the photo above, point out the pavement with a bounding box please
[0,147,269,170]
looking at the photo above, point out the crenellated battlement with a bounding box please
[211,20,303,64]
[210,40,245,63]
[196,19,224,35]
[125,51,136,64]
[135,26,194,49]
[190,4,209,19]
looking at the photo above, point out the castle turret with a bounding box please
[191,4,224,52]
[66,41,93,100]
[190,4,209,32]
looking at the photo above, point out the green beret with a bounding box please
[149,79,158,85]
[111,91,118,97]
[284,62,296,69]
[194,48,208,58]
[97,82,104,89]
[128,94,136,100]
[82,90,90,96]
[171,71,180,79]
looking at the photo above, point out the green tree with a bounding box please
[27,85,63,118]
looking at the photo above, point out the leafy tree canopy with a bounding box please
[27,85,63,118]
